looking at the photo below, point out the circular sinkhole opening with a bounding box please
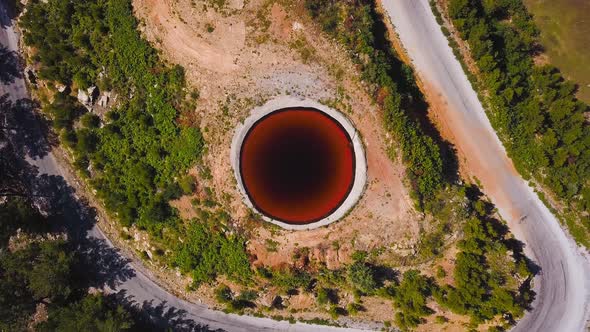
[231,97,366,230]
[241,108,354,224]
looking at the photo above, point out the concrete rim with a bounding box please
[230,96,367,231]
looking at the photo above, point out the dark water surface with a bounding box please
[240,108,355,224]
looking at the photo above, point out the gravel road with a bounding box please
[380,1,590,331]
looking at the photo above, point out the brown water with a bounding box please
[240,108,355,224]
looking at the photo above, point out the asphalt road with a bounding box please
[380,0,590,331]
[0,2,373,331]
[4,0,588,330]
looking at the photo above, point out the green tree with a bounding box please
[28,241,74,302]
[38,294,133,332]
[391,270,433,329]
[347,262,377,294]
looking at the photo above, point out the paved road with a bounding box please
[0,2,373,331]
[380,0,590,331]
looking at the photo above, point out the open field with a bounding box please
[525,0,590,103]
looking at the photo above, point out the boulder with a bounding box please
[77,89,90,105]
[55,83,67,92]
[87,86,98,103]
[98,92,111,107]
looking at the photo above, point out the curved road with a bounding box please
[380,0,590,331]
[0,3,370,331]
[3,0,589,330]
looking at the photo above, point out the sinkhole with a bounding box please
[231,97,366,230]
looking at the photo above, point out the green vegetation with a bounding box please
[373,188,533,330]
[524,0,590,103]
[445,0,590,241]
[306,0,445,210]
[20,0,251,286]
[434,191,533,326]
[214,284,257,313]
[346,261,377,295]
[173,214,252,287]
[38,294,133,331]
[391,270,434,330]
[0,198,134,331]
[13,0,540,329]
[21,0,204,233]
[305,1,534,329]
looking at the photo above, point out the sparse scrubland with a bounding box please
[13,0,540,330]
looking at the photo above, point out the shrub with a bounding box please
[346,262,377,294]
[80,113,100,128]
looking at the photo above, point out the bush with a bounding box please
[269,269,312,294]
[346,262,377,294]
[305,0,445,208]
[391,270,434,329]
[316,287,330,306]
[80,113,100,128]
[173,217,252,286]
[178,175,196,194]
[346,302,364,315]
[215,285,233,303]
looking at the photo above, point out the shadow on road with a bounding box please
[3,93,137,287]
[2,92,215,330]
[1,94,53,158]
[0,0,23,29]
[113,290,223,332]
[0,45,23,84]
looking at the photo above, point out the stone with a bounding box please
[98,93,109,107]
[87,86,98,103]
[77,89,90,105]
[56,84,67,92]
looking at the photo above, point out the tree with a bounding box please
[347,262,377,294]
[80,113,101,128]
[38,294,133,332]
[391,270,433,329]
[28,241,74,302]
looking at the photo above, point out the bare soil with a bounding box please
[129,0,467,325]
[136,0,421,268]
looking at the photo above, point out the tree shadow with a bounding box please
[0,45,23,84]
[0,22,214,330]
[113,290,223,332]
[22,172,137,289]
[372,265,399,287]
[79,237,136,289]
[0,0,23,29]
[3,93,135,290]
[1,94,54,159]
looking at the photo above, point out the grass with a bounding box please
[524,0,590,103]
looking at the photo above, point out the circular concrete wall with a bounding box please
[230,96,367,231]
